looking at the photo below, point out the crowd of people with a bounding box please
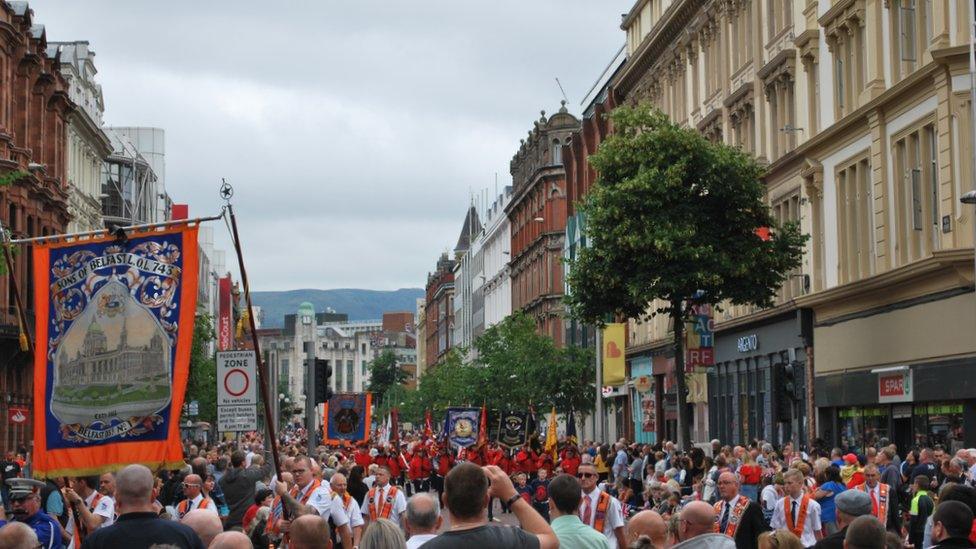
[0,430,974,549]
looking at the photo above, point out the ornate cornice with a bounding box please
[613,0,708,98]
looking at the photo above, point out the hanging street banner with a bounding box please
[31,226,199,478]
[323,393,372,445]
[444,407,480,450]
[496,411,528,449]
[602,323,626,386]
[216,350,258,432]
[685,302,714,369]
[217,276,232,351]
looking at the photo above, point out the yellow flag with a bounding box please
[544,407,558,460]
[603,323,626,386]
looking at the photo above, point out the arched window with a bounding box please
[552,139,562,165]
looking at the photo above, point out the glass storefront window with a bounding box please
[913,403,965,452]
[837,407,889,453]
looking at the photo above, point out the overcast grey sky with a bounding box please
[34,1,633,291]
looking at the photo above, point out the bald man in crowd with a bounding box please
[290,514,331,549]
[627,510,667,548]
[671,501,736,548]
[181,509,222,547]
[208,531,254,549]
[0,521,39,549]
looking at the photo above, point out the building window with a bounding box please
[836,156,873,284]
[551,139,562,165]
[767,0,791,40]
[346,360,354,392]
[892,121,939,265]
[892,0,931,81]
[361,342,366,354]
[764,69,796,160]
[772,192,802,300]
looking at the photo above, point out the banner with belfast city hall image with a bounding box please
[31,226,199,478]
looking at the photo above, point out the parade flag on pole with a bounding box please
[476,404,488,448]
[543,407,558,460]
[323,393,372,446]
[444,407,480,450]
[566,409,577,445]
[423,409,433,441]
[32,226,199,478]
[496,411,528,449]
[391,407,400,447]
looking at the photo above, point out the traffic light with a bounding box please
[774,362,793,421]
[313,358,333,404]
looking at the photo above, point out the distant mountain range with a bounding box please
[252,288,424,328]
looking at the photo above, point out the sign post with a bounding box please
[217,350,258,433]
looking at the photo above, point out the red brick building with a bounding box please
[0,3,74,451]
[507,103,579,347]
[424,253,455,369]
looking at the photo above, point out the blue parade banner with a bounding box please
[444,407,480,449]
[324,393,372,445]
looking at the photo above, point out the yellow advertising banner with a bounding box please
[602,323,626,386]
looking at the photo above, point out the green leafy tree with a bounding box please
[185,314,217,425]
[368,349,410,415]
[566,105,807,449]
[398,313,594,426]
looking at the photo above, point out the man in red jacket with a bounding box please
[559,445,582,477]
[516,443,540,479]
[407,446,433,495]
[432,446,454,498]
[353,444,373,469]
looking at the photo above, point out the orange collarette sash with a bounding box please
[784,494,811,538]
[592,491,612,534]
[714,495,750,538]
[856,483,889,523]
[367,485,399,519]
[291,479,322,506]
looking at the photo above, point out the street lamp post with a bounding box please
[963,191,976,298]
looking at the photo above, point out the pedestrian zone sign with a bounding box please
[217,350,258,431]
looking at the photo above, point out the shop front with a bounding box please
[816,360,976,453]
[708,308,812,447]
[630,357,657,445]
[813,288,976,453]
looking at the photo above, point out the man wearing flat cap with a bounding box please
[812,488,872,549]
[2,477,63,549]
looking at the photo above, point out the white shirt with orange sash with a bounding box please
[770,494,822,547]
[364,484,406,524]
[855,482,890,525]
[579,487,625,549]
[714,494,751,539]
[175,494,218,519]
[66,491,115,549]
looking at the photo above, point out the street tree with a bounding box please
[368,348,410,415]
[566,105,806,449]
[186,314,217,425]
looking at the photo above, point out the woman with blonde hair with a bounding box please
[360,518,406,549]
[758,529,805,549]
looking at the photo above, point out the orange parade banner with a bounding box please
[31,226,199,478]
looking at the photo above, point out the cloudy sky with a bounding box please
[34,1,633,291]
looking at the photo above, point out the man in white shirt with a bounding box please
[174,474,218,519]
[404,492,441,549]
[771,469,822,547]
[577,462,627,549]
[364,466,407,527]
[272,456,353,548]
[331,473,364,548]
[63,475,115,549]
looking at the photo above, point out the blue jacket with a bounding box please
[1,510,64,549]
